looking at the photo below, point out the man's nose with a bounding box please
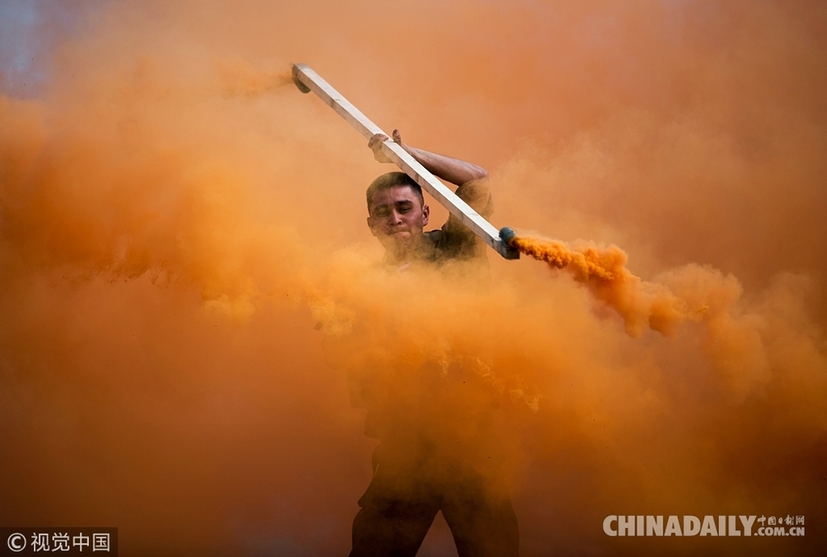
[390,210,403,224]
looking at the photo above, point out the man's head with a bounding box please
[366,172,430,261]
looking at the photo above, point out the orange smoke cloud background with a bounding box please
[1,0,826,555]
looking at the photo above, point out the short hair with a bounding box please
[366,172,424,210]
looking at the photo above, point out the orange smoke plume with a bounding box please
[215,58,294,99]
[511,235,706,336]
[2,1,827,556]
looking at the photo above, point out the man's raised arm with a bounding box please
[368,130,491,215]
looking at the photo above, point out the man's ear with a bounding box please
[367,216,379,237]
[422,204,430,227]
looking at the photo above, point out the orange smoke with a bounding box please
[216,59,294,99]
[1,1,827,557]
[511,235,706,336]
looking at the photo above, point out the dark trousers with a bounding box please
[348,440,519,557]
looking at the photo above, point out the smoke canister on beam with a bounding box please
[500,227,517,247]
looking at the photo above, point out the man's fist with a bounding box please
[368,129,406,163]
[368,133,391,163]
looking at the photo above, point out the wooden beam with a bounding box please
[291,63,519,260]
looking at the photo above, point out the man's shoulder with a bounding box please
[423,229,443,245]
[419,221,487,264]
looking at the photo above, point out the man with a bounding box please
[363,129,493,270]
[347,130,519,557]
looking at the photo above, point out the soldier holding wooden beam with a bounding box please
[346,130,520,557]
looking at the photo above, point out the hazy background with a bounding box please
[1,0,826,555]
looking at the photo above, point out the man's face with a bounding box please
[366,185,430,256]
